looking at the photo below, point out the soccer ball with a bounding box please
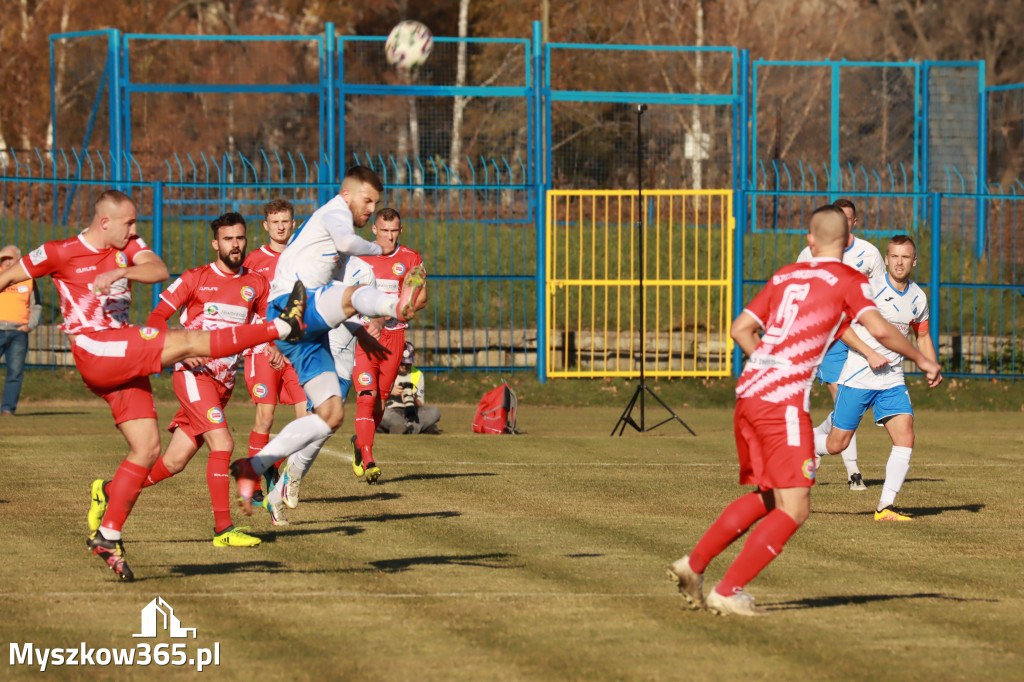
[384,20,434,72]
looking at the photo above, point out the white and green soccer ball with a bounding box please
[384,20,434,72]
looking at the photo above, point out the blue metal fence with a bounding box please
[4,22,1022,380]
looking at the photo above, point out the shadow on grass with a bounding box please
[160,560,326,577]
[769,592,998,611]
[369,552,516,573]
[383,472,499,484]
[138,524,365,546]
[304,492,403,504]
[345,510,461,523]
[566,553,604,558]
[10,411,90,417]
[816,503,985,517]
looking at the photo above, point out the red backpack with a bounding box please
[472,383,518,434]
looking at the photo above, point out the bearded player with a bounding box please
[136,212,271,546]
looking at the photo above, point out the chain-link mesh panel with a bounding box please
[124,37,322,167]
[928,65,980,192]
[126,92,322,179]
[548,47,735,191]
[987,87,1024,192]
[549,102,733,190]
[341,38,529,88]
[838,65,917,188]
[52,35,111,152]
[753,64,830,188]
[342,94,530,183]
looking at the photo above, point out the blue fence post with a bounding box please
[829,61,841,197]
[324,22,336,188]
[929,192,941,356]
[733,50,750,377]
[108,29,123,184]
[532,20,547,383]
[920,60,931,230]
[152,180,164,301]
[976,61,988,259]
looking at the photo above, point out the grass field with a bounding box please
[2,399,1023,681]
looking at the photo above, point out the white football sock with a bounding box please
[285,432,332,480]
[349,284,398,318]
[251,414,333,475]
[272,318,291,339]
[877,446,912,511]
[813,415,832,456]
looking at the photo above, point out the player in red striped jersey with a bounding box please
[241,199,308,503]
[138,213,271,546]
[0,191,306,581]
[350,208,427,483]
[667,205,941,616]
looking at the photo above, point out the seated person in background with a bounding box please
[378,342,440,435]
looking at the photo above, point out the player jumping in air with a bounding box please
[230,166,426,516]
[667,205,941,616]
[0,190,306,581]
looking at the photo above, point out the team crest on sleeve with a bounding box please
[29,246,47,265]
[252,383,268,398]
[139,327,160,340]
[357,372,373,386]
[802,458,817,481]
[115,252,128,268]
[860,283,873,299]
[207,407,225,423]
[240,286,255,302]
[392,262,406,276]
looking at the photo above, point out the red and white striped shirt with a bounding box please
[736,258,877,411]
[362,244,424,331]
[20,233,151,335]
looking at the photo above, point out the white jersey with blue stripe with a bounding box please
[838,273,928,390]
[328,256,377,381]
[269,194,382,301]
[798,236,884,280]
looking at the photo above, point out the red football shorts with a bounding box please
[168,370,233,444]
[352,329,405,395]
[72,327,164,425]
[733,397,817,490]
[243,352,305,405]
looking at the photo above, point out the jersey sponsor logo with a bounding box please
[240,285,255,302]
[204,302,249,324]
[802,457,816,481]
[391,262,406,276]
[252,383,268,398]
[139,326,160,340]
[76,265,97,273]
[29,246,47,265]
[206,407,225,423]
[115,252,128,268]
[773,269,839,286]
[16,284,28,293]
[357,372,373,386]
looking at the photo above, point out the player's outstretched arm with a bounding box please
[730,311,762,357]
[859,309,942,387]
[92,252,169,294]
[0,262,30,291]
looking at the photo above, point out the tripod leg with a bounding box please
[643,384,697,435]
[611,383,644,436]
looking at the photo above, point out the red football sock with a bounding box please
[354,392,377,460]
[142,457,174,488]
[248,431,270,458]
[100,460,150,534]
[715,509,800,596]
[689,492,769,573]
[209,324,279,359]
[207,450,233,534]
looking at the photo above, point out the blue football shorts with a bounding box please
[832,384,913,430]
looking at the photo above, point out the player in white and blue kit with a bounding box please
[230,166,427,518]
[329,255,377,400]
[797,199,885,489]
[815,235,939,521]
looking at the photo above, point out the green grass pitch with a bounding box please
[1,400,1022,680]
